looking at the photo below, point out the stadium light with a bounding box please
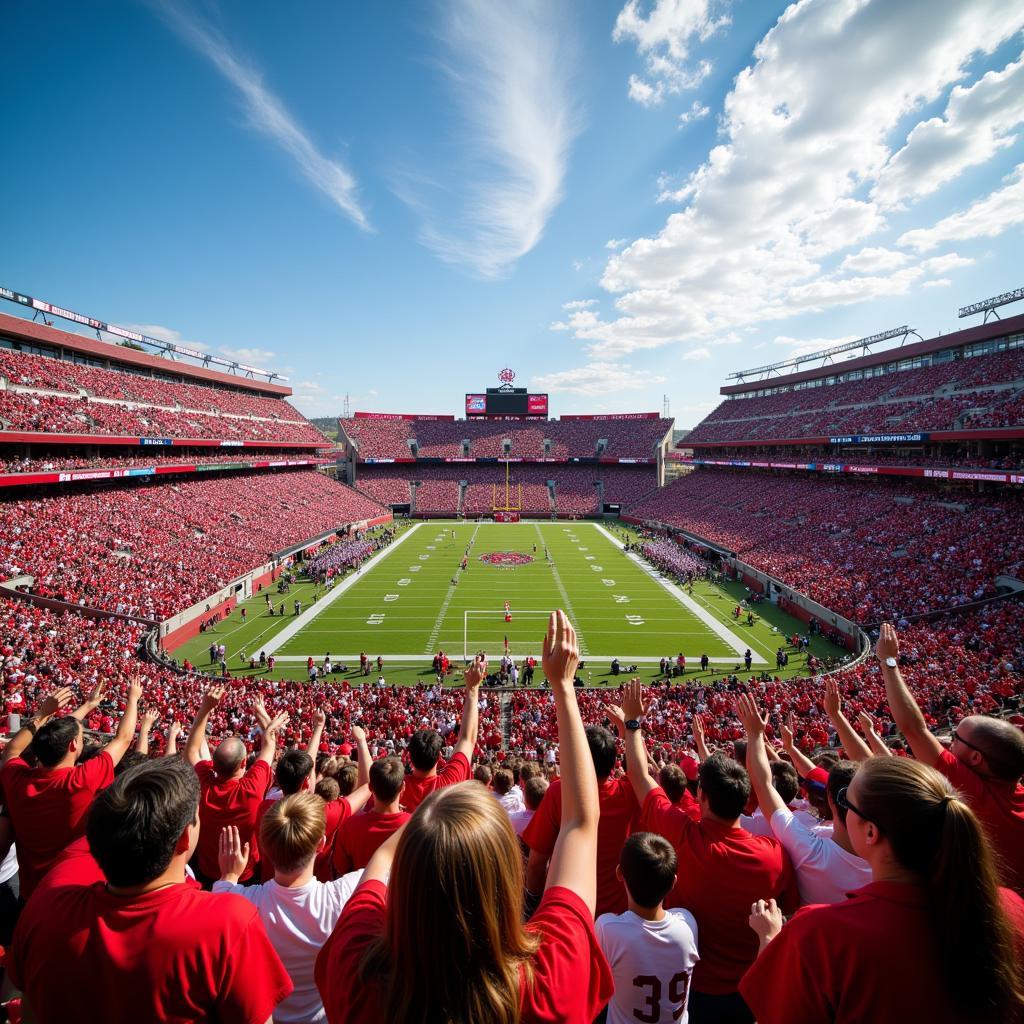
[728,326,916,381]
[958,287,1024,323]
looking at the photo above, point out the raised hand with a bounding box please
[823,677,842,720]
[140,708,160,731]
[857,710,875,734]
[253,697,271,731]
[218,825,250,880]
[126,676,144,703]
[780,712,795,750]
[168,721,182,740]
[312,708,326,730]
[622,679,647,721]
[84,679,107,709]
[875,622,899,664]
[37,686,75,719]
[692,712,706,745]
[265,711,289,738]
[541,609,579,687]
[735,692,766,737]
[603,701,626,733]
[351,723,367,745]
[202,684,225,711]
[463,654,488,690]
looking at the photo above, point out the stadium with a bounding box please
[3,3,1024,1023]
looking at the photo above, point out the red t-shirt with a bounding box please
[333,808,411,874]
[1,751,114,899]
[642,787,798,995]
[315,881,613,1024]
[740,881,1024,1023]
[933,748,1024,893]
[193,759,271,881]
[8,854,293,1023]
[523,776,640,916]
[676,788,701,821]
[400,753,471,811]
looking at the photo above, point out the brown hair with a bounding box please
[370,757,405,803]
[658,764,687,804]
[260,793,326,873]
[315,777,340,803]
[523,776,548,811]
[336,763,358,797]
[361,783,540,1023]
[856,757,1024,1019]
[492,768,513,796]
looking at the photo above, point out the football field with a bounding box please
[261,521,768,665]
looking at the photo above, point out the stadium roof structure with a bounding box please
[0,310,292,397]
[720,311,1024,397]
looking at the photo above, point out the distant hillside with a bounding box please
[309,416,340,439]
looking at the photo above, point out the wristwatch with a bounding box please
[883,657,898,668]
[625,719,642,731]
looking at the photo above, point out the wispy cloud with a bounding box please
[123,323,210,352]
[397,0,581,278]
[156,1,370,230]
[532,361,667,396]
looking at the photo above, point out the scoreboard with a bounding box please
[465,389,548,417]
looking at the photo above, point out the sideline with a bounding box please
[260,524,423,657]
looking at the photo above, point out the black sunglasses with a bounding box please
[836,786,875,826]
[951,729,986,758]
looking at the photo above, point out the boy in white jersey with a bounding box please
[596,832,700,1024]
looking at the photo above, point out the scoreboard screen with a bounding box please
[465,390,548,417]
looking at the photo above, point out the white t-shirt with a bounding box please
[596,908,700,1024]
[769,806,871,906]
[507,807,535,837]
[741,806,820,838]
[212,870,363,1023]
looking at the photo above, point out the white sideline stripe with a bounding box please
[426,524,480,653]
[590,523,768,665]
[268,654,751,664]
[260,524,424,657]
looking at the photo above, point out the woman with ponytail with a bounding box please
[314,611,613,1024]
[740,756,1024,1023]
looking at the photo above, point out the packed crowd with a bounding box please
[0,447,327,475]
[0,470,386,618]
[679,446,1024,470]
[339,415,672,461]
[0,609,1021,1023]
[626,468,1024,623]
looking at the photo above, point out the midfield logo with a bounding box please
[479,551,534,567]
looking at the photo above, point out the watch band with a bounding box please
[625,719,642,731]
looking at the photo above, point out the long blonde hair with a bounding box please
[361,782,541,1024]
[857,757,1024,1020]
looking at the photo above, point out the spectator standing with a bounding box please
[333,756,410,874]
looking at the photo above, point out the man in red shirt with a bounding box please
[611,681,798,1024]
[877,622,1024,893]
[184,684,288,886]
[333,755,411,874]
[9,757,292,1022]
[1,678,142,900]
[400,655,485,811]
[524,724,640,916]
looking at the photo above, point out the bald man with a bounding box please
[184,685,287,887]
[877,623,1024,893]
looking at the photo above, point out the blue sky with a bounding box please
[2,0,1023,426]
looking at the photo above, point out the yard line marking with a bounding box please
[425,523,480,653]
[534,523,588,654]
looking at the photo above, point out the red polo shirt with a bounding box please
[933,748,1024,893]
[642,786,798,995]
[333,808,411,874]
[193,759,271,882]
[1,751,114,899]
[523,776,640,917]
[740,881,1024,1023]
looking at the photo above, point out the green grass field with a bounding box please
[175,520,847,686]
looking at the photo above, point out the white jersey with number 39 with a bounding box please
[596,908,700,1024]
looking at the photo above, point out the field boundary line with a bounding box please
[261,523,423,657]
[590,522,768,664]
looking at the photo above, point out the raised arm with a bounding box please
[692,712,713,762]
[1,687,74,764]
[165,721,182,758]
[736,694,786,819]
[452,657,485,763]
[542,610,599,913]
[255,711,290,767]
[606,680,659,803]
[857,711,892,757]
[68,679,106,723]
[103,678,144,766]
[780,713,818,779]
[184,685,225,766]
[876,623,942,764]
[823,677,872,762]
[136,708,160,756]
[306,708,326,765]
[345,724,372,814]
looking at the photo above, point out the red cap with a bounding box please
[337,743,353,757]
[806,766,829,787]
[679,755,699,781]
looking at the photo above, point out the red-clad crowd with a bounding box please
[0,610,1021,1023]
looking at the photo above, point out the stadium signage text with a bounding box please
[829,433,929,444]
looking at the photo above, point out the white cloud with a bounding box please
[563,299,597,310]
[219,347,278,367]
[773,333,859,358]
[923,278,952,288]
[606,238,629,250]
[838,247,910,274]
[562,0,1024,358]
[396,0,581,278]
[573,259,585,271]
[678,100,711,125]
[531,361,667,395]
[682,346,711,360]
[157,2,370,230]
[898,163,1024,251]
[874,54,1024,208]
[614,0,726,106]
[122,323,210,353]
[919,252,974,275]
